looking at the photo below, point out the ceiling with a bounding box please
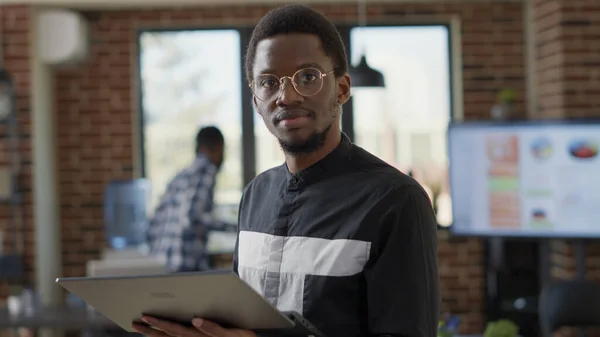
[1,0,514,10]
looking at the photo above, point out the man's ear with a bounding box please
[252,96,259,110]
[337,74,351,104]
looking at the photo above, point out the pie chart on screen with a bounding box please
[530,137,552,159]
[568,140,599,159]
[532,209,547,221]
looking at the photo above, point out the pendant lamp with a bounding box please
[349,0,385,88]
[0,69,13,120]
[349,55,385,87]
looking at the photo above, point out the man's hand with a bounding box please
[132,315,257,337]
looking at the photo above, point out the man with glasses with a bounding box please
[133,4,440,337]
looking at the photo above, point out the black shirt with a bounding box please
[233,133,440,337]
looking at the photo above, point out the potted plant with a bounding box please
[483,319,519,337]
[491,88,516,120]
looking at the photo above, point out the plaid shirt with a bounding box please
[147,154,233,272]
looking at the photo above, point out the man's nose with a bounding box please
[276,77,303,106]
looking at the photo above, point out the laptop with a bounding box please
[56,270,325,337]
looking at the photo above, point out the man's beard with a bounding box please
[278,100,340,156]
[278,123,332,156]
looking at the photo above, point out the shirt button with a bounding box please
[290,177,298,184]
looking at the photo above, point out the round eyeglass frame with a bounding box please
[249,67,335,102]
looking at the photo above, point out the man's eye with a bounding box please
[261,79,277,88]
[302,74,317,82]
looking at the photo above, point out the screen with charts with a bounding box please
[448,120,600,238]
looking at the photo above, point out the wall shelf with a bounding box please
[0,69,24,281]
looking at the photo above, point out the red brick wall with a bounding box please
[0,2,530,334]
[535,0,600,119]
[56,30,136,277]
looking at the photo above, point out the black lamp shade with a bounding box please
[349,55,385,88]
[0,68,13,86]
[0,69,13,120]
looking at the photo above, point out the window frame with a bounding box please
[136,26,256,189]
[336,22,454,140]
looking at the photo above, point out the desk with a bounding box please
[207,231,236,270]
[0,306,114,330]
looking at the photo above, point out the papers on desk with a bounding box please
[209,203,238,254]
[207,231,237,255]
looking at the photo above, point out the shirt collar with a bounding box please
[285,132,353,187]
[193,153,216,171]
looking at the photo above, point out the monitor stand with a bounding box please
[574,239,586,337]
[540,239,588,337]
[574,239,586,281]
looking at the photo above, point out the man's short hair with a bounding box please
[244,4,348,84]
[195,126,224,150]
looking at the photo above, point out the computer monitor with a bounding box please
[448,119,600,238]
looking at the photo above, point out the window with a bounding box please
[349,26,453,226]
[139,30,243,208]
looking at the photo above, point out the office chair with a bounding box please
[539,279,600,337]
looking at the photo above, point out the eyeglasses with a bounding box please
[250,68,335,102]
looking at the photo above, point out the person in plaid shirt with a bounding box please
[147,126,236,272]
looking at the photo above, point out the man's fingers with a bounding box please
[132,323,170,337]
[141,316,205,337]
[192,318,231,337]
